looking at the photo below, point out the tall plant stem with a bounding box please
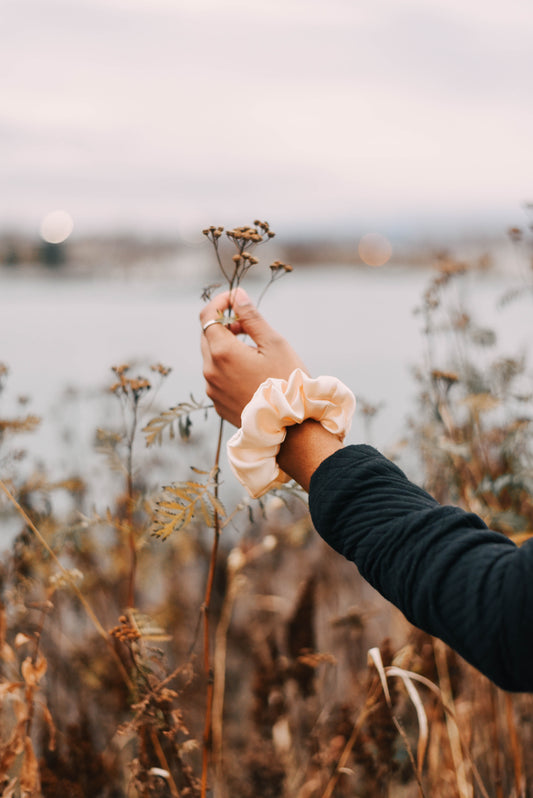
[433,639,472,798]
[505,693,524,797]
[126,400,138,608]
[200,416,224,798]
[0,479,135,693]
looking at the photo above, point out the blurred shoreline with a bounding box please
[0,229,518,281]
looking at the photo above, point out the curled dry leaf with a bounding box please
[0,778,18,798]
[1,643,16,664]
[20,736,40,793]
[21,654,47,687]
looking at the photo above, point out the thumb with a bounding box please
[233,294,278,349]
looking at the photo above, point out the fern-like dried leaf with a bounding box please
[143,396,211,447]
[151,477,225,539]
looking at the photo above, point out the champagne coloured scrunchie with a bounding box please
[227,368,356,498]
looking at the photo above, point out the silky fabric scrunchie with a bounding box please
[227,368,356,498]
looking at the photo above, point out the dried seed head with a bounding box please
[130,378,150,391]
[431,369,459,385]
[270,261,293,273]
[151,363,172,376]
[508,227,522,242]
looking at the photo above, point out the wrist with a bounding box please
[278,420,343,493]
[226,369,355,498]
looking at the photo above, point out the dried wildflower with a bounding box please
[150,363,172,377]
[110,367,151,401]
[453,312,470,330]
[130,378,150,395]
[270,260,292,273]
[0,414,41,435]
[431,370,459,385]
[109,615,141,642]
[203,225,224,240]
[437,260,467,276]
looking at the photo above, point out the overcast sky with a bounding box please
[2,0,533,240]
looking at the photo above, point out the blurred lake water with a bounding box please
[0,260,530,511]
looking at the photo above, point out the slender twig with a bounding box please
[433,639,473,798]
[256,274,275,308]
[126,399,139,608]
[200,417,224,798]
[149,727,181,798]
[24,604,50,741]
[212,238,231,284]
[321,704,376,798]
[212,570,243,791]
[505,693,524,798]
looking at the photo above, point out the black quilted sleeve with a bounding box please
[309,445,533,692]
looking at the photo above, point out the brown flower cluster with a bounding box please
[233,251,259,267]
[150,362,172,377]
[431,369,459,386]
[202,225,224,240]
[226,222,275,244]
[270,260,293,274]
[110,364,151,401]
[203,221,275,246]
[109,615,141,642]
[508,226,522,242]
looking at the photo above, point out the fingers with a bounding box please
[199,287,249,335]
[200,288,278,349]
[231,293,280,350]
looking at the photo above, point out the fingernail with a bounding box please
[234,288,252,307]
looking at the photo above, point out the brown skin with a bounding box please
[200,289,343,492]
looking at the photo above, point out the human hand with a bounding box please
[200,288,308,427]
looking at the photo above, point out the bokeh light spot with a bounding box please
[358,233,392,267]
[40,210,74,244]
